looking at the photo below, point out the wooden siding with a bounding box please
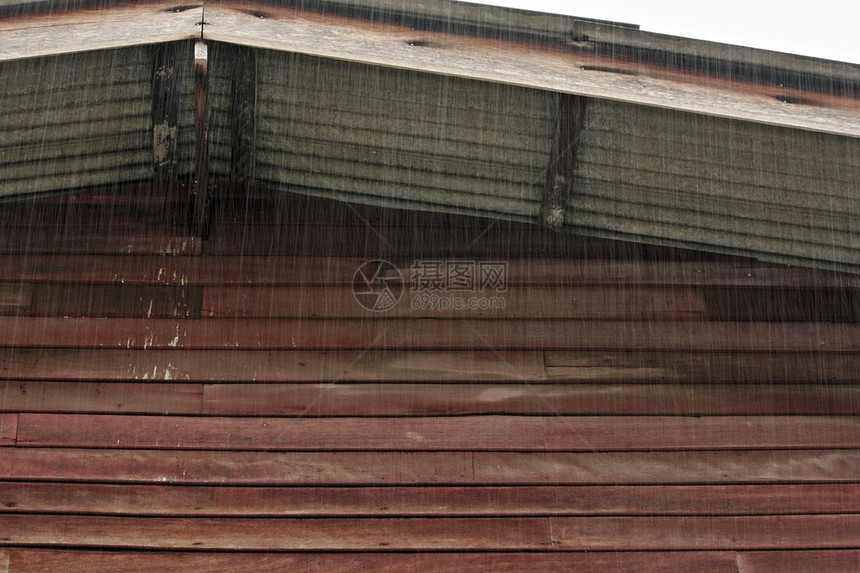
[0,188,858,571]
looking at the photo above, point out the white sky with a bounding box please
[463,0,860,64]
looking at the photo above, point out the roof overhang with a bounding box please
[0,0,857,136]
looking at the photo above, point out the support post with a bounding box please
[151,43,180,183]
[230,45,257,187]
[191,40,212,238]
[541,94,586,230]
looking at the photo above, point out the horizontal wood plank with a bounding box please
[0,318,374,349]
[0,349,546,382]
[550,515,860,550]
[0,415,16,446]
[546,351,860,383]
[1,449,856,484]
[1,514,857,550]
[16,414,860,451]
[737,550,860,573]
[3,255,854,288]
[1,483,856,517]
[0,383,202,415]
[5,549,739,572]
[4,381,853,416]
[202,285,706,320]
[374,320,860,352]
[202,382,860,415]
[1,318,858,351]
[0,515,552,550]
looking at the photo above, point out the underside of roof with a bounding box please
[0,0,858,272]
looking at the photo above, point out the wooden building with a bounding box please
[0,1,858,570]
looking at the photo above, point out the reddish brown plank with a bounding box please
[1,317,858,351]
[545,351,860,383]
[1,514,857,550]
[550,515,860,550]
[0,285,31,315]
[0,550,6,573]
[737,550,860,573]
[16,414,860,451]
[0,349,546,382]
[0,383,202,415]
[203,285,706,320]
[2,483,857,516]
[0,415,16,446]
[0,449,856,484]
[29,285,203,318]
[6,549,739,573]
[472,450,860,485]
[374,320,860,352]
[0,233,201,255]
[0,515,551,550]
[202,383,860,415]
[0,318,373,349]
[2,255,855,288]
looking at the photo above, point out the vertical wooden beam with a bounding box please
[541,94,586,229]
[230,45,257,187]
[151,42,180,183]
[191,40,212,238]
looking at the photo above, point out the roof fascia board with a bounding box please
[249,0,860,86]
[204,4,860,137]
[0,1,857,137]
[0,2,201,61]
